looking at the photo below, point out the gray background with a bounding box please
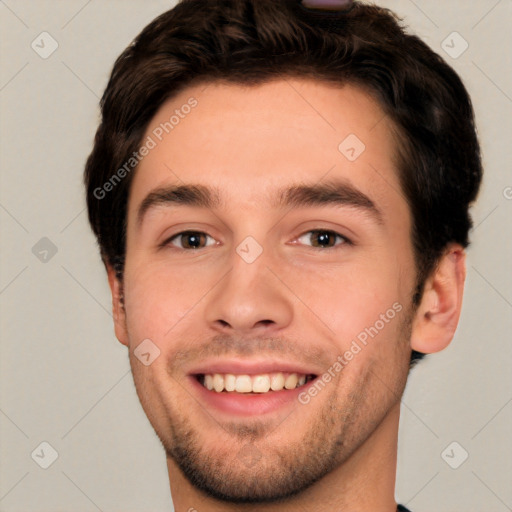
[0,1,511,511]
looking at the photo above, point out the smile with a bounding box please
[187,359,321,416]
[197,372,316,393]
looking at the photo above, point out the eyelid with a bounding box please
[162,230,217,250]
[294,229,352,249]
[160,228,352,251]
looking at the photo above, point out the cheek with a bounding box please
[122,259,216,343]
[299,261,402,331]
[291,260,410,373]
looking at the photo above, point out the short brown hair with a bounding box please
[84,0,483,364]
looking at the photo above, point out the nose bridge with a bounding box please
[204,237,293,333]
[231,238,269,292]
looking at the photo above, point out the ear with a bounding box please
[106,264,129,347]
[410,245,466,354]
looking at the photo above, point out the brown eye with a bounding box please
[168,231,214,249]
[297,230,349,249]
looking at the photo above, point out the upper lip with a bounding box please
[187,358,320,377]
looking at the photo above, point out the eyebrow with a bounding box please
[273,179,383,223]
[137,184,222,226]
[136,179,382,226]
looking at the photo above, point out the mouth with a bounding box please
[195,372,317,393]
[187,361,320,416]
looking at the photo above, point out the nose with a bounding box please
[204,247,294,335]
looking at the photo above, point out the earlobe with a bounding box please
[410,245,466,354]
[106,264,129,347]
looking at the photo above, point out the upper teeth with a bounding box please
[201,372,309,393]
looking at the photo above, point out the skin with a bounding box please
[106,79,466,512]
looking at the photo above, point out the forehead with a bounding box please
[127,78,406,220]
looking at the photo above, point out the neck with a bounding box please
[167,403,401,512]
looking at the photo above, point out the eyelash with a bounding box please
[162,229,352,251]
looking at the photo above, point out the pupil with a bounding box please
[316,231,332,247]
[186,232,202,248]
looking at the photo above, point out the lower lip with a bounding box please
[188,376,315,417]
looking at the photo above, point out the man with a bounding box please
[84,0,482,510]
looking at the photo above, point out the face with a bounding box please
[117,79,418,503]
